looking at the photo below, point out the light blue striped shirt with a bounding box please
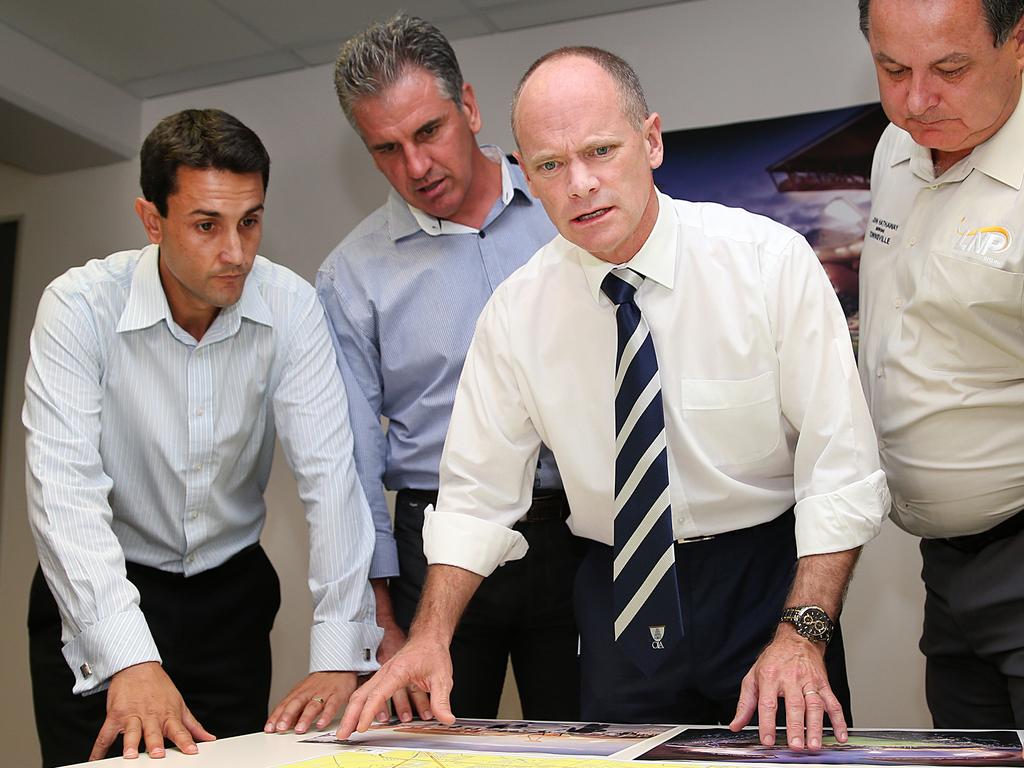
[24,245,381,695]
[317,150,561,579]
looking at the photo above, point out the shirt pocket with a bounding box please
[679,371,781,466]
[917,251,1024,371]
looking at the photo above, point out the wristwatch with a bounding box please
[780,605,834,645]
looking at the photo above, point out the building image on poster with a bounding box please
[653,103,889,352]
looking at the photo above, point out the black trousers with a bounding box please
[920,524,1024,728]
[391,490,584,720]
[28,545,280,768]
[575,510,852,725]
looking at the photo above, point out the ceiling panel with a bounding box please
[0,0,275,83]
[212,0,472,47]
[122,51,305,99]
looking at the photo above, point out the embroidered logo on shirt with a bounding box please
[955,218,1011,265]
[868,216,899,245]
[649,625,666,649]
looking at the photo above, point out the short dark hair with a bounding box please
[510,46,649,147]
[139,109,270,217]
[859,0,1024,46]
[334,13,464,130]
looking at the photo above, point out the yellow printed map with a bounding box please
[278,749,707,768]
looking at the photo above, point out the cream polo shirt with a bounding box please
[859,98,1024,539]
[423,192,888,577]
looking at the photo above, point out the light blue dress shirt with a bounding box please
[24,244,382,695]
[316,150,561,579]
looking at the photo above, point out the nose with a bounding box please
[405,144,432,180]
[906,72,939,117]
[566,159,598,199]
[221,228,245,266]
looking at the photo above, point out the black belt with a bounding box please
[397,489,569,524]
[940,510,1024,554]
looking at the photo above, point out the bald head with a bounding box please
[511,46,649,149]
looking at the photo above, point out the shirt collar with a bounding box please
[970,94,1024,190]
[117,245,273,337]
[577,189,678,304]
[896,94,1024,190]
[386,145,527,240]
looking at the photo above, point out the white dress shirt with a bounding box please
[24,245,381,694]
[424,192,888,576]
[859,98,1024,539]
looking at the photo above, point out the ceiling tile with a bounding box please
[0,0,276,83]
[213,0,471,47]
[121,51,305,99]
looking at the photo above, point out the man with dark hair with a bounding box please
[25,108,381,766]
[318,13,582,722]
[858,0,1024,728]
[341,47,888,749]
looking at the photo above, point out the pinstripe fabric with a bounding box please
[317,149,560,578]
[602,269,683,674]
[24,245,381,695]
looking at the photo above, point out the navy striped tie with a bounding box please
[602,268,683,675]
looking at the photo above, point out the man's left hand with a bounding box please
[266,671,358,734]
[728,626,847,750]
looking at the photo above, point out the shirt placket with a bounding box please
[183,343,215,573]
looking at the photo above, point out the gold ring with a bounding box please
[311,695,326,705]
[803,689,819,697]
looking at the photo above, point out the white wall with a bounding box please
[0,1,928,764]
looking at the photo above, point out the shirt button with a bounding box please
[894,298,902,309]
[878,438,886,450]
[193,463,202,471]
[186,553,195,564]
[195,408,204,417]
[929,184,939,190]
[876,367,885,378]
[908,237,916,246]
[190,510,199,520]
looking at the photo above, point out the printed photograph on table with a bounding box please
[308,718,676,757]
[637,727,1024,765]
[653,103,888,352]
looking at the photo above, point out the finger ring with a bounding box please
[803,688,819,697]
[311,695,325,705]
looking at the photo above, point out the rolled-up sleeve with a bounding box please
[425,288,539,576]
[767,236,890,557]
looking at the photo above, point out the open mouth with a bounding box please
[418,178,445,194]
[574,207,611,223]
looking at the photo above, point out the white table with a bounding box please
[64,730,349,767]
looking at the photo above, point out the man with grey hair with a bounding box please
[317,13,582,723]
[858,0,1024,727]
[341,45,888,748]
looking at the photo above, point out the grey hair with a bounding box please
[334,13,464,128]
[859,0,1024,46]
[510,46,650,148]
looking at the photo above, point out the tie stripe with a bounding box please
[602,268,684,673]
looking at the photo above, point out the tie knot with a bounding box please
[601,269,643,306]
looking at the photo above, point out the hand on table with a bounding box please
[375,619,433,723]
[729,627,847,750]
[337,631,454,739]
[91,661,215,761]
[266,671,358,734]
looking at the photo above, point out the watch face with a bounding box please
[796,607,832,640]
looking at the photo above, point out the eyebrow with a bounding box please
[368,117,444,152]
[188,204,265,218]
[874,51,971,67]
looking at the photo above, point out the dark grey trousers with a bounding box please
[920,528,1024,728]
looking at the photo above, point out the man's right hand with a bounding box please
[90,661,215,760]
[338,632,454,739]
